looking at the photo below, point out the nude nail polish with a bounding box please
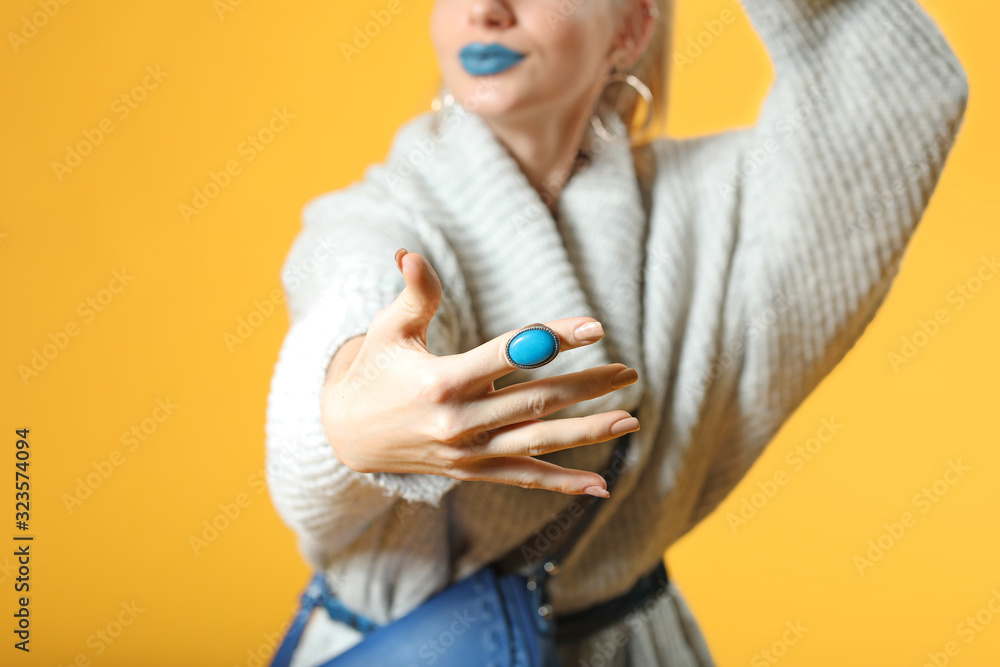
[574,321,604,343]
[611,367,639,389]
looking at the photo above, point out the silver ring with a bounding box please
[504,323,560,370]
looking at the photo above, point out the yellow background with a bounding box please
[2,0,997,664]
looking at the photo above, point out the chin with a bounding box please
[459,97,516,117]
[448,80,536,119]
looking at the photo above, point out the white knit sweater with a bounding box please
[265,0,968,664]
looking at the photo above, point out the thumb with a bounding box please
[376,248,443,348]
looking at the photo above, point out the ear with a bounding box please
[608,0,657,70]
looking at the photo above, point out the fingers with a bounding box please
[467,410,640,460]
[374,249,442,348]
[454,454,611,497]
[445,316,608,390]
[464,363,639,433]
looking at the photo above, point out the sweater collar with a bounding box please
[383,104,648,417]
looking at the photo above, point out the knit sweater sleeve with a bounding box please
[265,171,464,566]
[689,0,969,524]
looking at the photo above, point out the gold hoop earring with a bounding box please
[590,70,654,144]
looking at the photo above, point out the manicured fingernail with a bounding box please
[610,416,640,435]
[584,485,609,498]
[394,248,408,273]
[574,321,604,343]
[611,367,638,389]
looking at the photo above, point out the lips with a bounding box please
[458,42,526,76]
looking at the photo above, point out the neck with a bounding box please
[476,102,593,214]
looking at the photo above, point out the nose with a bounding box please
[468,0,515,29]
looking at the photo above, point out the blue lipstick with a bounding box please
[459,42,525,76]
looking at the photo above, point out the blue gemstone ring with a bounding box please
[504,323,561,370]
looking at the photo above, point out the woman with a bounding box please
[265,0,968,664]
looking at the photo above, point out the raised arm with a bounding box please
[690,0,969,525]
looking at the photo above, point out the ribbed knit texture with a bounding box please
[265,1,968,664]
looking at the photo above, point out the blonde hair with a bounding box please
[607,0,673,144]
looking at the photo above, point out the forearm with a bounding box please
[266,299,402,565]
[736,0,969,119]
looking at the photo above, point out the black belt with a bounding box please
[552,559,670,644]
